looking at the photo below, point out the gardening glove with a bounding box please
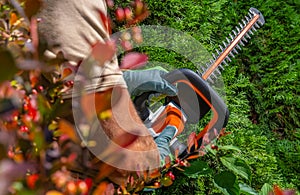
[123,67,178,97]
[154,125,177,161]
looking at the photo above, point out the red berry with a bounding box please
[179,161,186,166]
[115,7,125,22]
[26,174,39,189]
[38,85,44,91]
[64,80,74,87]
[20,125,29,133]
[23,104,29,111]
[166,171,175,180]
[32,89,38,94]
[77,180,88,194]
[66,181,77,194]
[154,181,161,187]
[211,144,218,150]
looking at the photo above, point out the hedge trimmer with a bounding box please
[134,7,265,159]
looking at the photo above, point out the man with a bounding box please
[38,0,185,184]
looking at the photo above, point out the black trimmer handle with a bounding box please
[163,69,229,157]
[133,91,153,121]
[134,69,229,157]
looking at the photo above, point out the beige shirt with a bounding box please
[38,0,126,98]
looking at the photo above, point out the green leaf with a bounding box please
[214,171,240,195]
[183,160,212,178]
[239,183,258,195]
[0,48,18,83]
[218,145,241,152]
[220,156,251,180]
[258,183,273,195]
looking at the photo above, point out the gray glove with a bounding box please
[123,68,178,97]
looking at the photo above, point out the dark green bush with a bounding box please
[136,0,299,194]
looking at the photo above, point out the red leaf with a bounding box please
[58,119,79,143]
[30,17,39,59]
[187,132,197,153]
[120,52,148,70]
[98,10,112,34]
[273,185,284,195]
[91,40,116,67]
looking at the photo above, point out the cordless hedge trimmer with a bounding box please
[134,7,265,159]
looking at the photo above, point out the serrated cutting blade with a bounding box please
[201,7,265,82]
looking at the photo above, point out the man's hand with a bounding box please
[123,68,178,97]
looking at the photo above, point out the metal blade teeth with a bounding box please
[201,66,206,74]
[232,30,238,36]
[203,8,265,81]
[219,45,224,51]
[226,56,231,62]
[239,22,244,29]
[212,53,217,60]
[216,49,221,56]
[245,16,250,22]
[235,44,242,50]
[215,67,221,75]
[226,37,231,44]
[254,22,260,28]
[207,76,214,83]
[219,64,225,70]
[245,32,251,39]
[233,47,239,54]
[210,72,217,80]
[248,29,254,35]
[222,60,228,66]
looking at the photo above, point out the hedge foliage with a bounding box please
[124,0,299,194]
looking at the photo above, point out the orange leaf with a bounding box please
[9,12,18,26]
[45,191,63,195]
[186,153,201,160]
[164,156,171,169]
[149,169,161,179]
[96,163,116,181]
[93,181,114,195]
[58,119,79,143]
[61,68,72,80]
[120,52,148,70]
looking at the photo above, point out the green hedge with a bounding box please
[133,0,299,194]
